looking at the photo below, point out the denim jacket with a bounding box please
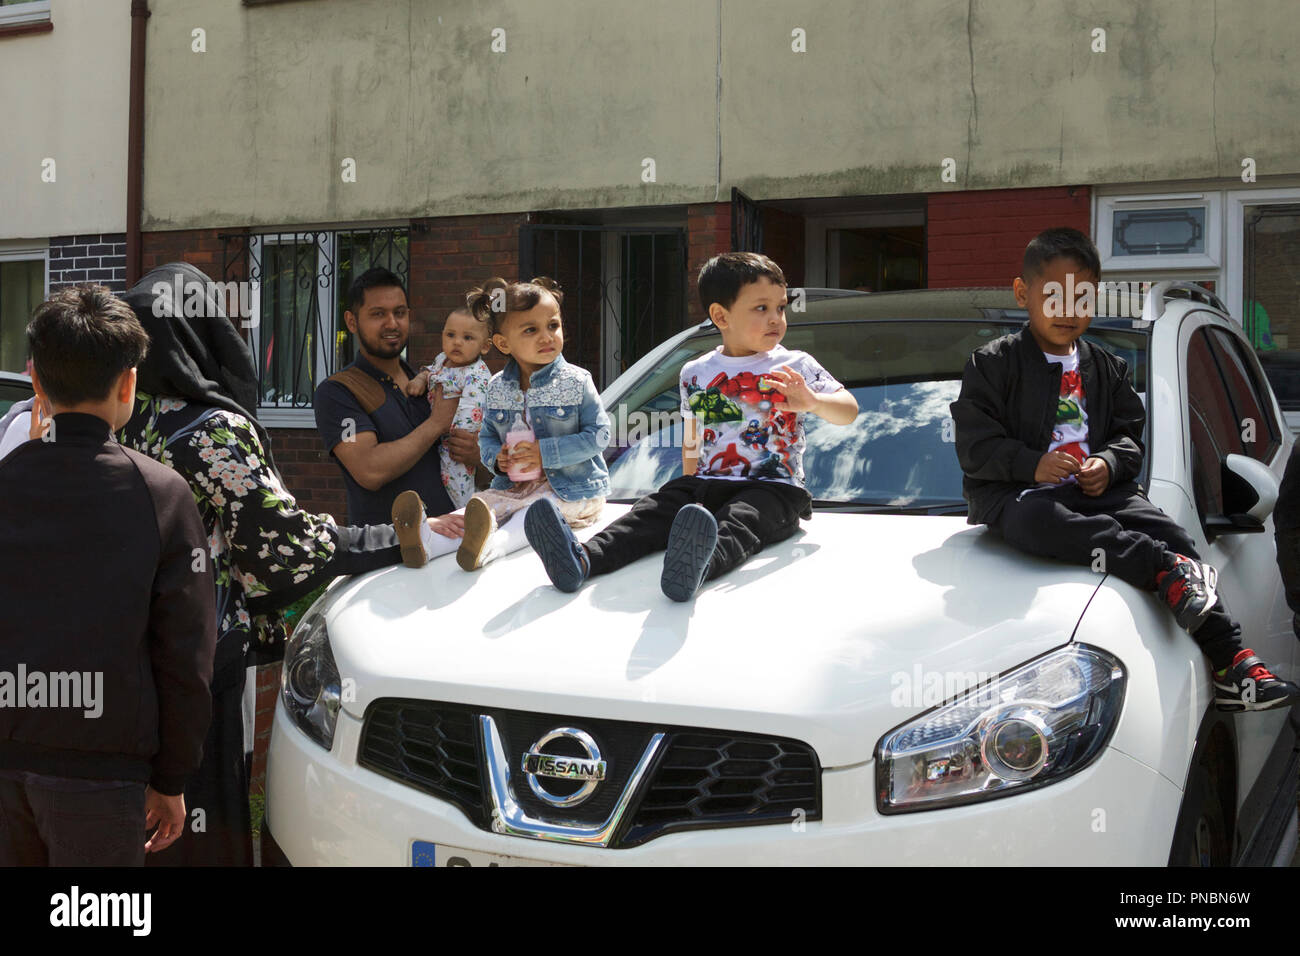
[478,354,611,500]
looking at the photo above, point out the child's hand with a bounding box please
[428,514,465,539]
[496,446,514,472]
[509,440,542,473]
[1078,456,1110,496]
[1034,450,1081,484]
[765,365,817,413]
[406,371,429,398]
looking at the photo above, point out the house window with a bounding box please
[0,248,47,374]
[226,227,409,427]
[1238,200,1300,415]
[0,1,51,28]
[519,223,687,389]
[1096,195,1221,272]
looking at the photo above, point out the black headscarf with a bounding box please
[122,262,280,479]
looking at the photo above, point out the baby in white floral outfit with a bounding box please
[406,308,492,507]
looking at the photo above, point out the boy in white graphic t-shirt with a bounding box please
[524,252,859,601]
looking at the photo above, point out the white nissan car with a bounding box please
[265,284,1299,866]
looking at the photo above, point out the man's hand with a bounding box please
[1034,450,1081,484]
[445,427,482,469]
[425,384,457,439]
[1078,456,1111,496]
[428,514,465,538]
[28,398,51,441]
[508,440,542,473]
[144,787,186,853]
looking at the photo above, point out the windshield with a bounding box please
[602,319,1148,512]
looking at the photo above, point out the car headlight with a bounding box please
[876,644,1125,813]
[280,606,342,750]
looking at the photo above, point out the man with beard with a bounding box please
[315,268,466,525]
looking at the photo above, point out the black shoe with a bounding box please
[1156,554,1218,633]
[525,498,588,592]
[1214,649,1300,713]
[661,504,718,602]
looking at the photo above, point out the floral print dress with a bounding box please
[118,392,339,671]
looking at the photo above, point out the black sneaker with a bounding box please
[661,504,718,602]
[392,490,433,568]
[1213,649,1300,713]
[1155,554,1218,632]
[524,498,589,592]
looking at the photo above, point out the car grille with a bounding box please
[356,699,822,848]
[357,700,486,825]
[620,732,821,847]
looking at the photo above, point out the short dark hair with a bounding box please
[697,252,786,314]
[27,285,149,406]
[1022,228,1101,282]
[466,277,564,336]
[347,267,407,315]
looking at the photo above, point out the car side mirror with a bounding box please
[1205,453,1278,538]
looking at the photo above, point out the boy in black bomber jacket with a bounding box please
[950,228,1296,713]
[0,286,215,865]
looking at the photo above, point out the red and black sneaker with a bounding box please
[1155,554,1218,633]
[1213,650,1300,713]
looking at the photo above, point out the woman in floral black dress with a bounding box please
[118,264,461,865]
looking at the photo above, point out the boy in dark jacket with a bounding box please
[0,286,216,865]
[950,228,1296,712]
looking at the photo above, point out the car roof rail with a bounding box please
[1139,281,1229,324]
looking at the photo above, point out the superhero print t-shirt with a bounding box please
[1020,346,1090,494]
[679,344,843,487]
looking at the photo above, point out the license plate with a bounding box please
[411,840,573,867]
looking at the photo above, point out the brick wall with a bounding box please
[48,233,127,292]
[140,227,234,279]
[409,213,525,376]
[926,186,1092,288]
[687,203,732,324]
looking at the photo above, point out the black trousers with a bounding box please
[145,668,251,867]
[993,482,1242,669]
[584,476,811,580]
[0,773,147,866]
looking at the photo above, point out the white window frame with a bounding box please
[0,242,48,375]
[247,233,335,429]
[0,1,51,28]
[1095,193,1222,272]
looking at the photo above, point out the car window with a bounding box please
[1186,330,1243,458]
[1206,327,1282,464]
[0,382,32,418]
[604,320,1148,511]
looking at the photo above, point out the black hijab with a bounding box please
[122,262,280,479]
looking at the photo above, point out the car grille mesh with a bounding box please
[356,700,821,848]
[357,700,485,822]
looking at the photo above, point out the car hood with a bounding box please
[319,506,1103,767]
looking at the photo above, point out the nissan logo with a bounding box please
[521,727,606,808]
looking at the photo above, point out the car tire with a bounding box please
[1169,759,1232,866]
